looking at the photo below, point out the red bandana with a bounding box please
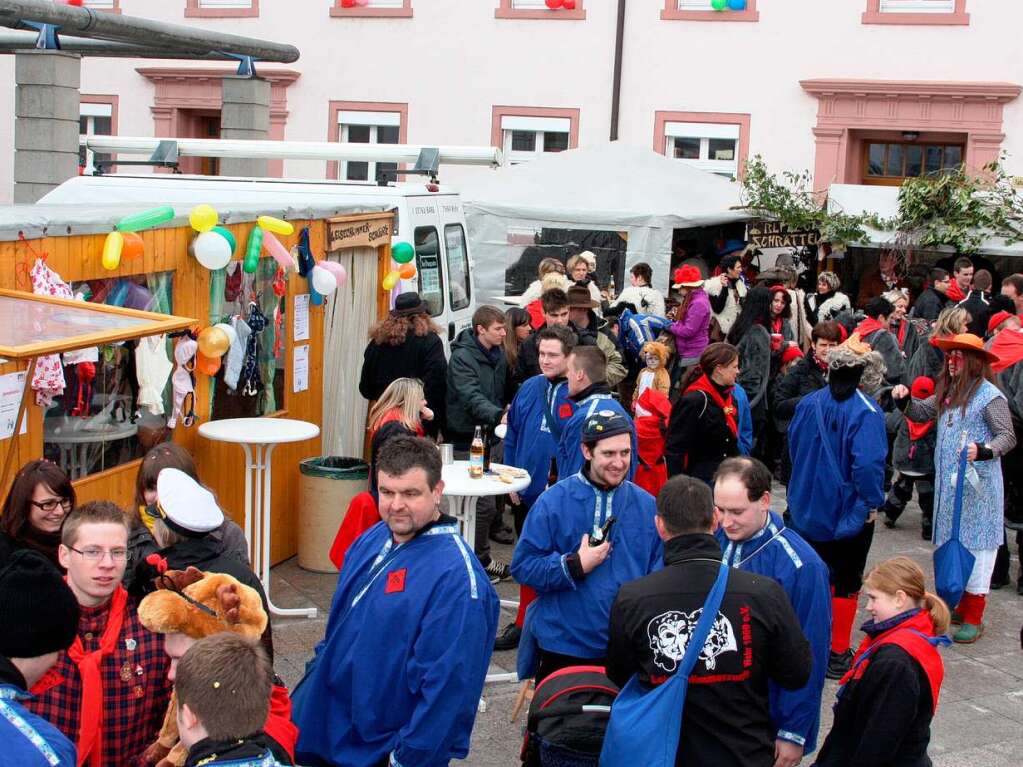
[686,374,738,437]
[990,327,1023,373]
[854,317,885,340]
[906,417,934,442]
[946,281,966,303]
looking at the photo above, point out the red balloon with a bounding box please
[340,0,357,7]
[545,0,564,9]
[563,0,577,8]
[67,0,84,5]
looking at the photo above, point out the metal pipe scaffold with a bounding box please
[0,30,258,60]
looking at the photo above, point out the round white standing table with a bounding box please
[442,460,530,686]
[199,417,320,619]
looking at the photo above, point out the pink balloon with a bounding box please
[355,0,369,6]
[262,230,295,271]
[317,260,348,288]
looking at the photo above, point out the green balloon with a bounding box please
[211,226,237,254]
[116,205,175,233]
[244,227,263,274]
[711,0,728,9]
[392,241,415,264]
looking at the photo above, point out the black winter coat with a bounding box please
[772,352,827,430]
[445,328,507,448]
[359,331,447,437]
[910,288,948,322]
[862,327,905,384]
[905,337,943,385]
[607,534,811,767]
[664,383,739,484]
[958,290,992,337]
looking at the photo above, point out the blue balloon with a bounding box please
[728,0,747,10]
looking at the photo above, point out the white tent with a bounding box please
[459,142,751,300]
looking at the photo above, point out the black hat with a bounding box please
[390,292,428,317]
[582,409,633,444]
[0,550,79,658]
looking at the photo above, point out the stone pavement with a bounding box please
[268,486,1023,766]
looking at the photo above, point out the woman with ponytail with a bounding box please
[814,556,950,767]
[664,343,741,484]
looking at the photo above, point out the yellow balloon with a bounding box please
[381,270,401,291]
[189,204,218,233]
[102,231,123,271]
[257,216,294,236]
[197,326,231,358]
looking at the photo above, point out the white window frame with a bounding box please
[336,110,401,182]
[198,0,254,8]
[664,121,740,177]
[83,0,116,9]
[500,115,571,164]
[879,0,955,12]
[512,0,556,8]
[363,0,405,6]
[80,103,114,173]
[676,0,716,9]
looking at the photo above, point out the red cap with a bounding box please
[911,376,935,399]
[987,310,1014,335]
[781,345,803,366]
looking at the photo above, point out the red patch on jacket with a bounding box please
[385,568,407,594]
[559,403,574,419]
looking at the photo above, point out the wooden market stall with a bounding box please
[0,201,395,565]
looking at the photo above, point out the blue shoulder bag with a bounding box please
[933,444,975,608]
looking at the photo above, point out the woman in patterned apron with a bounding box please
[893,334,1016,643]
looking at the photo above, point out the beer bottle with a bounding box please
[469,426,485,479]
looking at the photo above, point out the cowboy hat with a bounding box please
[932,333,1000,364]
[565,285,599,309]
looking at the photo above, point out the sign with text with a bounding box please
[327,218,391,252]
[748,220,821,249]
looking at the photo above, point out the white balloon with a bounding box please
[214,322,237,347]
[192,231,232,270]
[311,265,338,295]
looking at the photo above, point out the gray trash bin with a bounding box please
[298,456,369,573]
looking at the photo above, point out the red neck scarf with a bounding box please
[946,281,966,303]
[370,408,425,439]
[906,417,934,442]
[68,585,128,767]
[990,327,1023,373]
[686,374,738,437]
[771,317,784,334]
[894,320,908,347]
[854,317,885,339]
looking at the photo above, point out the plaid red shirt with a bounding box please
[26,594,171,767]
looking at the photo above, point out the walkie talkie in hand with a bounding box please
[588,517,616,547]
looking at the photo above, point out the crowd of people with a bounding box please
[3,245,1023,766]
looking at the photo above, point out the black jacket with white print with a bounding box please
[607,534,811,767]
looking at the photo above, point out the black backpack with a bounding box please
[521,666,619,767]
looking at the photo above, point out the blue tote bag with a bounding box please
[933,446,975,608]
[600,562,729,767]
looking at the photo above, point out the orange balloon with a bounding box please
[121,232,144,260]
[195,350,221,376]
[399,263,417,280]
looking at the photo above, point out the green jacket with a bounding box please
[445,328,507,445]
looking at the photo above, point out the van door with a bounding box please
[436,196,475,343]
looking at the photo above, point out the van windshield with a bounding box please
[415,226,444,317]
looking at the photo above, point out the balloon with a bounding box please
[727,0,747,9]
[191,231,232,270]
[355,0,369,6]
[244,227,263,273]
[391,241,415,264]
[195,350,221,377]
[256,216,294,236]
[317,260,348,288]
[67,0,84,6]
[101,232,123,271]
[711,0,728,9]
[121,232,144,260]
[211,226,236,254]
[262,230,296,271]
[198,326,231,358]
[311,265,338,296]
[116,206,174,233]
[213,322,237,348]
[381,270,401,291]
[340,0,356,6]
[563,0,577,8]
[545,0,564,9]
[399,263,417,280]
[189,204,218,233]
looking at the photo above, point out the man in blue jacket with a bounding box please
[0,551,80,767]
[294,436,499,767]
[557,346,637,480]
[714,457,831,767]
[787,343,887,680]
[497,325,577,651]
[512,411,662,681]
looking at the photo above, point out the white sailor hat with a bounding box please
[145,468,224,537]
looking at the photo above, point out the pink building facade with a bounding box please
[2,0,1022,201]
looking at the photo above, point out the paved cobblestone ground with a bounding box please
[269,486,1023,766]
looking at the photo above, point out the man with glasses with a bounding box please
[27,501,171,767]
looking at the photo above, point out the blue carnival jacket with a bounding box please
[293,518,499,767]
[504,375,573,504]
[787,387,887,542]
[0,684,76,767]
[717,512,832,753]
[557,392,637,480]
[733,383,754,456]
[511,472,662,664]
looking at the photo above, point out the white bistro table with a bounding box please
[199,417,320,619]
[442,460,530,686]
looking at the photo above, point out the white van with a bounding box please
[39,173,479,347]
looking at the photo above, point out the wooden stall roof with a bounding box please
[0,289,196,359]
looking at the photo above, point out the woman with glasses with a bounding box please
[0,459,75,568]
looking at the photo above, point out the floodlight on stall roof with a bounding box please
[0,289,196,359]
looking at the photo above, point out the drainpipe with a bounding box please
[609,0,626,141]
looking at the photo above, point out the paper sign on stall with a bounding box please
[293,345,309,393]
[0,371,28,440]
[294,294,310,342]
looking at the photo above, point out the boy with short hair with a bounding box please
[174,633,277,766]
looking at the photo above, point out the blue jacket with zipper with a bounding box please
[557,389,637,480]
[504,375,573,505]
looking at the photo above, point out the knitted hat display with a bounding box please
[0,550,80,658]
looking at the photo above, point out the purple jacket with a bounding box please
[669,289,711,360]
